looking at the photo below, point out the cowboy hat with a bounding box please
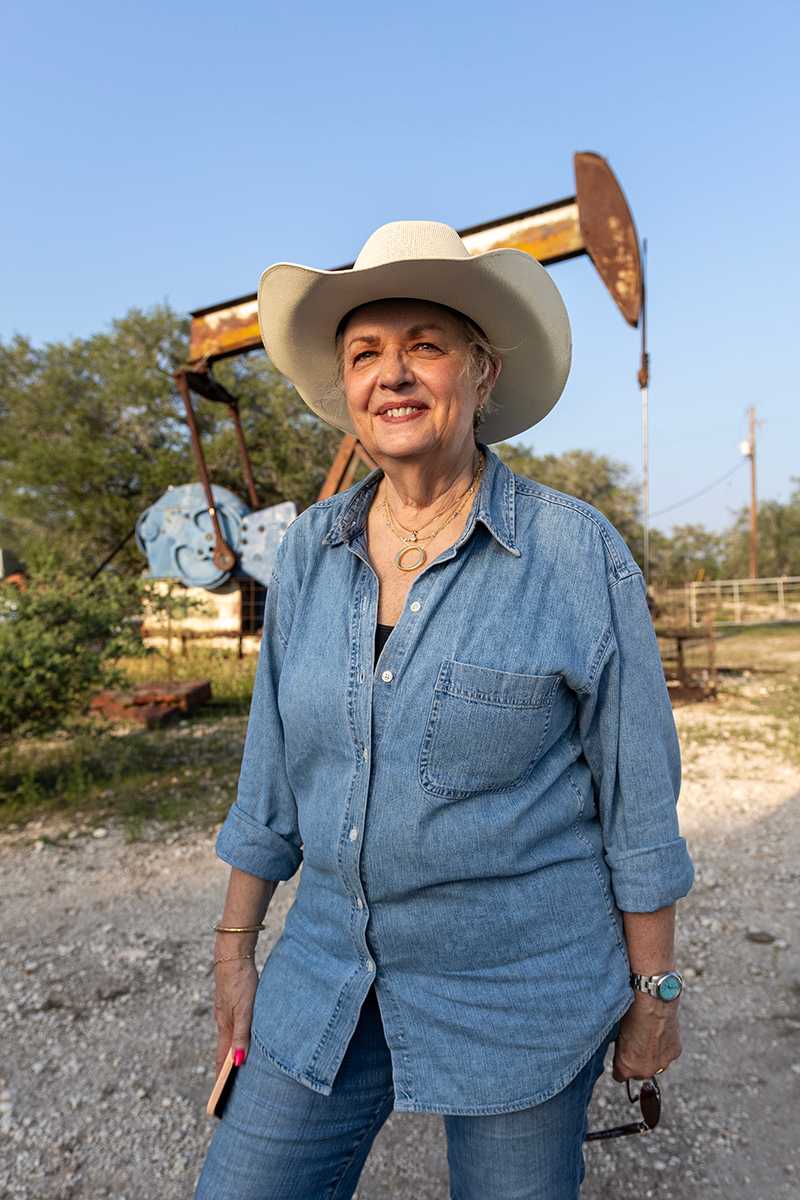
[257,220,571,444]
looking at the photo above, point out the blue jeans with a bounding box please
[195,986,617,1200]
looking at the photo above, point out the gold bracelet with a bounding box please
[214,923,265,933]
[213,953,256,966]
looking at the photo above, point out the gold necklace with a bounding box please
[386,469,476,538]
[382,457,478,542]
[382,453,485,571]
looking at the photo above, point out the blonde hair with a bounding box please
[334,301,502,439]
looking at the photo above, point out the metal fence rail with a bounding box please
[657,576,800,627]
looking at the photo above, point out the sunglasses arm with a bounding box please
[585,1118,653,1142]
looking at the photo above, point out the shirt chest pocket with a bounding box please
[418,659,563,800]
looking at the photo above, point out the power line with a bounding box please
[651,459,746,519]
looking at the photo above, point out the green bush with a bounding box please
[0,564,146,739]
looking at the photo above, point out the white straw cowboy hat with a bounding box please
[257,220,572,444]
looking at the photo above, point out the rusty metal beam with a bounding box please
[317,435,378,499]
[187,151,641,366]
[184,370,260,510]
[174,371,237,573]
[317,436,359,500]
[574,152,642,327]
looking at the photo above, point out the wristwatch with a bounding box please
[630,970,684,1001]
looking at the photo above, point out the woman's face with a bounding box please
[340,299,483,462]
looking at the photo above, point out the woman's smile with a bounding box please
[377,404,427,423]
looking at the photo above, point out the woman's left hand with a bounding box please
[612,993,682,1081]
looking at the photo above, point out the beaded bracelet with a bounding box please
[213,952,256,967]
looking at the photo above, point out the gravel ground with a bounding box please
[1,684,798,1199]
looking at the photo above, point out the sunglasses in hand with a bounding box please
[585,1077,662,1142]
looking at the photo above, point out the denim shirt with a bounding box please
[215,443,694,1116]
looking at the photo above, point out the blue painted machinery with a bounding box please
[134,369,297,593]
[135,484,296,589]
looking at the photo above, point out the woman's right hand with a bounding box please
[213,958,259,1076]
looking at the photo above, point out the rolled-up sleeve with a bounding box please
[578,567,694,912]
[215,541,303,882]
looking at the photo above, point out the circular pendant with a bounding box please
[396,544,427,571]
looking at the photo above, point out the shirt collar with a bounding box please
[321,441,521,557]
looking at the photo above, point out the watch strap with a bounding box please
[630,971,684,1000]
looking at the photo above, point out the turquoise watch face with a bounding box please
[657,974,682,1001]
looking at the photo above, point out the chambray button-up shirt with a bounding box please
[215,443,694,1116]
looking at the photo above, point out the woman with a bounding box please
[195,221,693,1199]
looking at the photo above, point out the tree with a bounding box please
[0,562,145,739]
[0,306,341,578]
[720,482,800,579]
[0,308,191,574]
[648,523,726,587]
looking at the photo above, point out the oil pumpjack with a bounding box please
[137,151,643,626]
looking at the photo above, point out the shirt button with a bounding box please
[366,959,375,972]
[349,826,359,841]
[362,746,368,761]
[410,600,421,612]
[381,669,393,683]
[356,897,364,909]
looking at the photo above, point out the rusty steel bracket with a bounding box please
[183,369,260,511]
[175,370,237,573]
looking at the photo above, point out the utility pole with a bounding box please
[739,407,758,579]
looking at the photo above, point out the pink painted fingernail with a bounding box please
[233,1048,246,1067]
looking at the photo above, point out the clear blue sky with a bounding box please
[2,1,797,534]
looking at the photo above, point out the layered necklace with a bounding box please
[381,451,485,572]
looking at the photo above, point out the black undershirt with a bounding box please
[374,623,395,666]
[367,624,395,998]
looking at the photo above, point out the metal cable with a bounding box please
[651,459,747,519]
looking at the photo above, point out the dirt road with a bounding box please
[1,697,798,1199]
